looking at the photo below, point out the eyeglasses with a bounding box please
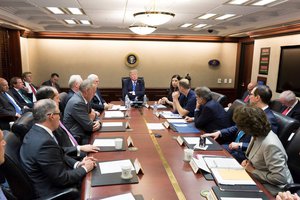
[47,112,60,116]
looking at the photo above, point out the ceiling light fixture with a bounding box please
[252,0,277,6]
[180,23,193,28]
[198,13,216,20]
[215,14,236,20]
[129,24,157,35]
[194,24,207,28]
[228,0,250,5]
[67,7,84,15]
[80,20,91,25]
[46,7,64,15]
[64,19,77,25]
[133,11,175,26]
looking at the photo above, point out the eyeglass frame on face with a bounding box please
[47,112,60,116]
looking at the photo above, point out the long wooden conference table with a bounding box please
[81,102,274,200]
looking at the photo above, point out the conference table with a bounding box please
[81,102,274,200]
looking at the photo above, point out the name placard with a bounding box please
[134,158,144,174]
[127,136,134,147]
[176,136,184,146]
[163,121,170,129]
[189,158,200,174]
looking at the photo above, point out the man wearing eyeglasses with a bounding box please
[20,99,96,199]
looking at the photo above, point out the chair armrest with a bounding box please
[284,183,300,194]
[44,188,79,200]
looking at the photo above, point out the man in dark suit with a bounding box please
[0,78,23,119]
[203,85,278,163]
[41,73,61,92]
[0,129,8,200]
[279,90,300,122]
[241,81,257,103]
[122,69,145,101]
[187,86,231,132]
[20,99,96,199]
[9,77,33,108]
[22,72,38,103]
[63,79,101,144]
[88,74,113,112]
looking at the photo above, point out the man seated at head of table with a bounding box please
[122,69,145,101]
[185,86,231,132]
[63,78,101,145]
[233,105,293,196]
[36,86,100,158]
[20,99,96,199]
[172,79,196,117]
[202,85,279,163]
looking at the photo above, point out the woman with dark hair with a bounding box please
[233,106,293,196]
[158,74,181,106]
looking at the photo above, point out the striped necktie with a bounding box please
[235,130,245,142]
[59,121,78,146]
[4,92,22,114]
[282,107,291,115]
[18,90,31,104]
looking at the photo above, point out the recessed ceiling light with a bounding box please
[64,19,77,25]
[67,7,84,15]
[80,20,91,25]
[215,14,236,20]
[198,13,216,20]
[194,24,207,28]
[180,23,193,28]
[228,0,250,5]
[46,7,64,15]
[252,0,277,6]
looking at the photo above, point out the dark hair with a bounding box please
[36,86,56,100]
[10,77,21,87]
[233,105,271,137]
[169,74,181,92]
[253,85,272,104]
[194,86,212,101]
[51,73,59,78]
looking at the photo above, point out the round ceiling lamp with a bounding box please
[133,11,175,26]
[129,24,157,35]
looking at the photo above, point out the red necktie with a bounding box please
[282,107,291,116]
[29,84,36,95]
[244,95,250,103]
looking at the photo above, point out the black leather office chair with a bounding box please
[0,115,16,131]
[269,99,283,112]
[284,128,300,194]
[273,111,300,147]
[211,91,227,106]
[59,92,68,115]
[11,111,34,141]
[121,77,144,100]
[0,130,79,200]
[227,99,246,125]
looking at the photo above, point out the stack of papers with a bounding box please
[159,111,182,119]
[104,111,125,118]
[146,123,165,130]
[150,104,167,109]
[93,138,121,147]
[99,159,135,174]
[101,193,136,200]
[102,122,124,127]
[166,119,187,123]
[109,105,127,111]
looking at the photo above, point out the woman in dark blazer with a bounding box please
[158,74,181,107]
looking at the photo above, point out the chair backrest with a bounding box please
[227,99,246,125]
[11,111,34,141]
[269,99,283,112]
[211,91,227,106]
[0,130,35,200]
[285,128,300,183]
[59,92,68,114]
[121,77,144,100]
[273,111,300,147]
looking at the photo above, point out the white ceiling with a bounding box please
[0,0,300,37]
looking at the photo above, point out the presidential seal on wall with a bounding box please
[125,53,139,68]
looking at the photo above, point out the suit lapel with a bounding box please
[246,137,263,160]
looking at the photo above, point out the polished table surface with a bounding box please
[81,103,274,200]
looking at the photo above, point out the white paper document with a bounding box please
[150,104,167,109]
[104,111,125,118]
[101,192,136,200]
[109,105,127,111]
[167,119,187,123]
[191,157,210,173]
[183,137,212,145]
[203,157,242,169]
[93,138,120,147]
[160,111,182,119]
[99,159,134,174]
[102,122,124,127]
[147,123,165,130]
[211,168,256,185]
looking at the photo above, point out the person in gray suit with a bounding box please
[233,106,293,196]
[63,79,101,144]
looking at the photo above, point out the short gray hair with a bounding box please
[279,90,296,102]
[80,78,95,92]
[68,75,82,88]
[195,86,212,101]
[33,99,57,123]
[87,74,98,82]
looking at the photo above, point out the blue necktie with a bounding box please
[132,81,136,92]
[4,92,22,114]
[0,187,7,200]
[235,130,245,142]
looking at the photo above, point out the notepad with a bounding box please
[101,192,136,200]
[104,111,125,118]
[102,122,124,127]
[99,159,135,174]
[146,123,165,130]
[211,168,256,185]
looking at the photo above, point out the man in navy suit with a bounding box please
[279,90,300,122]
[203,85,278,163]
[186,86,231,132]
[41,73,61,92]
[122,69,145,101]
[241,81,257,103]
[20,99,96,199]
[9,77,33,108]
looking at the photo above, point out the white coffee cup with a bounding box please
[115,138,123,150]
[121,165,133,179]
[183,148,194,162]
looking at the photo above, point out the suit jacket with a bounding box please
[122,78,145,101]
[90,89,106,112]
[246,131,293,195]
[0,91,23,117]
[20,125,86,198]
[194,99,231,132]
[220,107,279,150]
[241,90,250,103]
[41,80,61,92]
[280,100,300,122]
[9,88,33,108]
[63,92,94,140]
